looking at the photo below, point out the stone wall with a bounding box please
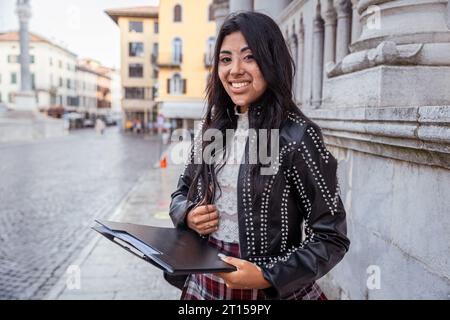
[277,0,450,299]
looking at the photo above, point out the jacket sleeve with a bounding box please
[261,124,350,298]
[169,141,199,228]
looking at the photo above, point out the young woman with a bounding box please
[168,11,350,300]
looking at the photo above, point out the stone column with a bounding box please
[323,0,337,65]
[229,0,253,13]
[288,24,299,102]
[324,0,450,108]
[16,0,32,92]
[254,0,292,20]
[335,0,352,62]
[14,0,36,111]
[312,2,325,107]
[350,0,362,44]
[296,16,305,105]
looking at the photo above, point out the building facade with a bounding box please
[75,63,98,114]
[77,59,113,115]
[215,0,450,299]
[157,0,216,130]
[0,31,78,116]
[105,6,159,131]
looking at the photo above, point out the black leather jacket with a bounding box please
[168,109,350,299]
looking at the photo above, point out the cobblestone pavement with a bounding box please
[49,166,183,300]
[0,129,165,299]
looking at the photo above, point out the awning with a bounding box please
[159,101,207,119]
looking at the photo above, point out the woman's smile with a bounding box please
[228,81,252,93]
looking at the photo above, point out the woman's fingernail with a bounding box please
[218,253,226,259]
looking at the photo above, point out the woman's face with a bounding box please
[218,31,267,111]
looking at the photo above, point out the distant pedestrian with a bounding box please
[95,118,106,135]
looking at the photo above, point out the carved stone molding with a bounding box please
[327,41,422,77]
[303,105,450,169]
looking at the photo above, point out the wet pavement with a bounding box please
[48,166,183,300]
[0,128,165,299]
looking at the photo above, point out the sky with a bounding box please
[0,0,159,69]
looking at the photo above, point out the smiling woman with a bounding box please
[218,32,268,114]
[168,11,350,301]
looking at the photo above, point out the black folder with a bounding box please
[92,220,236,275]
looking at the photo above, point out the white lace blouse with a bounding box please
[211,107,249,244]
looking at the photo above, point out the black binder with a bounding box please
[92,220,237,275]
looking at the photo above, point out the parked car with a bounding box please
[83,118,95,128]
[104,116,117,126]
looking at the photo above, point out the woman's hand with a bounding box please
[186,204,219,236]
[215,255,272,290]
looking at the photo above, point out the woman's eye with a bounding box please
[220,57,231,63]
[245,55,254,60]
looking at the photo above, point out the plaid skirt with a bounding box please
[180,237,327,300]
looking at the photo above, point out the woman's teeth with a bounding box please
[231,82,250,88]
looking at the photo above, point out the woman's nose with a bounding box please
[230,59,244,76]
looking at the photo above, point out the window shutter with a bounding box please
[182,79,187,94]
[167,79,171,94]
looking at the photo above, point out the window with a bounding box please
[67,63,70,71]
[208,4,214,21]
[59,77,63,87]
[206,37,215,66]
[174,4,182,22]
[152,68,159,79]
[50,74,53,86]
[67,96,79,106]
[129,21,143,33]
[59,60,62,68]
[151,43,159,64]
[49,57,53,66]
[168,74,185,94]
[154,21,159,34]
[11,73,17,84]
[129,64,143,78]
[66,79,71,89]
[9,93,14,103]
[8,55,18,63]
[129,42,144,57]
[172,38,182,64]
[125,87,145,99]
[31,74,35,90]
[7,55,34,63]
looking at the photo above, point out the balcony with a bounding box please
[158,54,182,68]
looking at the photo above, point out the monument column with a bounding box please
[15,0,37,111]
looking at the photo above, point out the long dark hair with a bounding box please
[187,11,311,205]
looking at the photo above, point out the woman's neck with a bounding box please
[237,105,249,114]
